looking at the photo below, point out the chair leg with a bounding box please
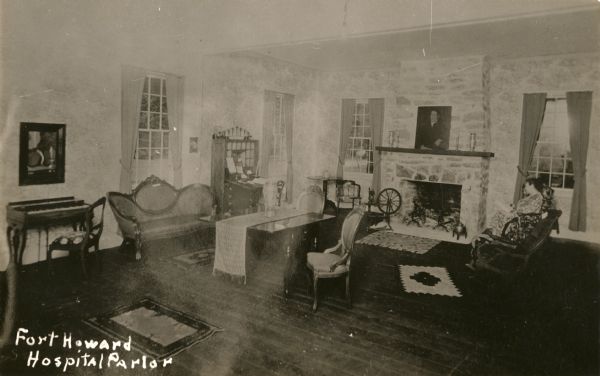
[345,273,352,308]
[80,248,88,279]
[312,274,319,312]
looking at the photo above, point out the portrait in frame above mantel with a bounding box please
[19,122,66,186]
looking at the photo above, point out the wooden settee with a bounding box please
[107,175,215,260]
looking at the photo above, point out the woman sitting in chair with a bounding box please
[473,177,545,247]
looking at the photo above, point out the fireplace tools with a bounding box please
[452,221,468,240]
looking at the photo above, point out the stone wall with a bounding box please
[381,151,490,240]
[488,53,600,234]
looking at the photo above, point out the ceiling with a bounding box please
[239,8,600,71]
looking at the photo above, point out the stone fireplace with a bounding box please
[377,147,493,243]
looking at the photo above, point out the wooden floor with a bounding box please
[1,219,598,375]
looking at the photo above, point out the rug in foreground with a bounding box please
[84,298,221,359]
[398,265,462,297]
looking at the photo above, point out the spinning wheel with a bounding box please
[377,188,402,215]
[371,188,401,230]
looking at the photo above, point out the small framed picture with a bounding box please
[19,122,66,186]
[189,137,199,153]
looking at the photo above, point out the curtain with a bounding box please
[513,93,547,204]
[337,99,356,178]
[259,90,276,177]
[166,74,184,187]
[283,93,295,203]
[119,66,146,192]
[567,91,593,231]
[369,98,385,194]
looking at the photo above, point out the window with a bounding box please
[134,75,171,185]
[270,93,286,161]
[344,99,373,173]
[528,97,574,189]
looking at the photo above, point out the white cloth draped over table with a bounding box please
[212,208,305,284]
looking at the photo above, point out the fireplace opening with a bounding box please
[403,180,461,231]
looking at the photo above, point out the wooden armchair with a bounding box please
[469,209,562,278]
[47,197,106,278]
[336,180,361,214]
[306,206,364,312]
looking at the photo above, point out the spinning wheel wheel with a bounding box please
[373,188,401,230]
[377,188,402,215]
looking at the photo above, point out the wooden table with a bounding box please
[247,213,335,298]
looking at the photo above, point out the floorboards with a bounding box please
[0,219,598,375]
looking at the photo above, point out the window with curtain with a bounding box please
[344,99,374,174]
[133,75,172,186]
[528,97,574,189]
[270,93,286,161]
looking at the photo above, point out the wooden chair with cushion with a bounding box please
[296,185,325,215]
[306,206,365,312]
[47,197,106,278]
[335,180,361,214]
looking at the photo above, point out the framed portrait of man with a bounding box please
[414,106,451,150]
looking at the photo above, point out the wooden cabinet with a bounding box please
[210,127,261,216]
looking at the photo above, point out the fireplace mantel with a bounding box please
[376,146,494,158]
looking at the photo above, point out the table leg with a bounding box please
[1,225,23,352]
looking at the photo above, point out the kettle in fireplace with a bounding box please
[452,221,467,240]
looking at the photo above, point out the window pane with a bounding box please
[357,103,364,114]
[162,97,168,113]
[538,158,551,172]
[138,131,149,147]
[163,133,169,147]
[551,158,564,173]
[162,148,169,158]
[364,139,371,150]
[550,174,563,188]
[565,159,573,174]
[150,78,161,95]
[138,112,147,129]
[137,149,148,160]
[151,148,161,160]
[364,127,371,138]
[161,115,169,130]
[364,104,370,114]
[150,95,160,112]
[363,116,370,126]
[143,77,149,93]
[150,114,160,129]
[141,94,148,111]
[564,175,575,189]
[151,132,161,147]
[538,173,550,186]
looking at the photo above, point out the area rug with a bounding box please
[357,232,440,254]
[398,265,462,297]
[171,248,215,266]
[84,298,221,359]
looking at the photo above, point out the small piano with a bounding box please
[6,196,90,265]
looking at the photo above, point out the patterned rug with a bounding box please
[398,265,462,297]
[84,298,221,359]
[357,232,440,254]
[171,248,215,267]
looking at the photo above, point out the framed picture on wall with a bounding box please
[19,122,66,186]
[414,106,452,150]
